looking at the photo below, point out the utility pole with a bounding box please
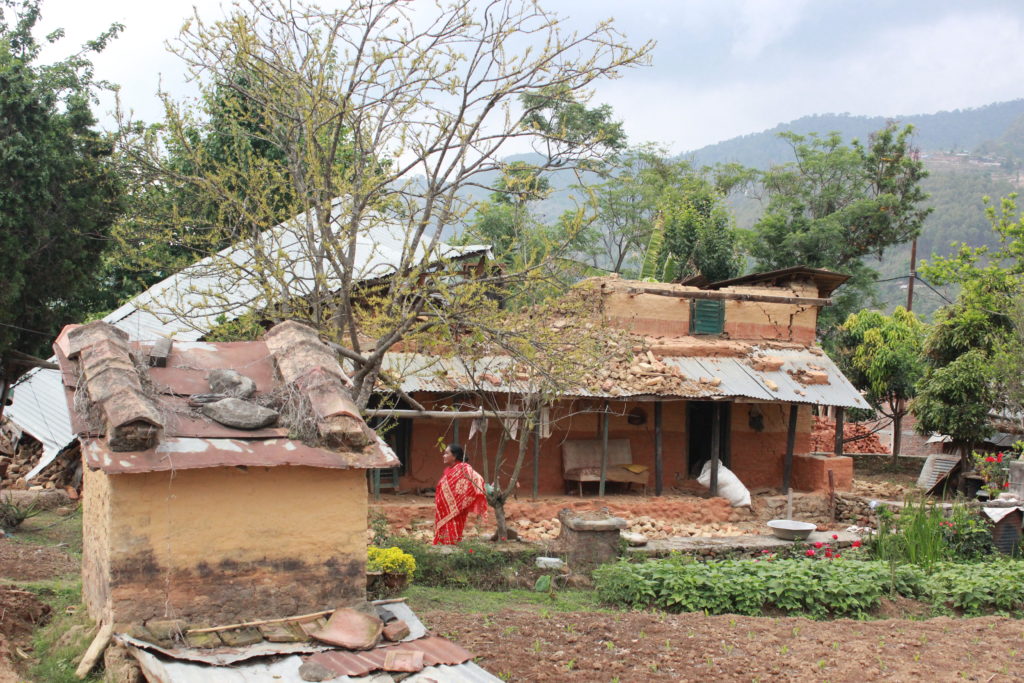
[906,237,917,312]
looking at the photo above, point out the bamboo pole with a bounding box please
[783,404,799,492]
[654,401,664,496]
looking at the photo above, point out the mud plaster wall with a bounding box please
[95,466,366,626]
[602,281,819,343]
[397,396,828,495]
[82,465,112,623]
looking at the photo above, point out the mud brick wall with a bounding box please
[85,465,367,626]
[601,281,819,344]
[82,465,112,622]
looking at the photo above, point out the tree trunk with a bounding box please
[490,496,517,542]
[891,410,903,465]
[959,443,971,496]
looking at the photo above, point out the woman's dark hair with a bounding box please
[448,444,467,462]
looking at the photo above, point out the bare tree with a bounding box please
[118,0,652,407]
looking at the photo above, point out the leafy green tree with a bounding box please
[747,124,930,329]
[0,0,123,358]
[119,0,651,410]
[585,146,741,281]
[911,194,1024,490]
[831,307,927,460]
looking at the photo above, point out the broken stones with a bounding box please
[202,398,278,429]
[207,369,257,398]
[382,619,411,642]
[310,608,383,650]
[621,531,648,546]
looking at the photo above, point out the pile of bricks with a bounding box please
[811,416,889,454]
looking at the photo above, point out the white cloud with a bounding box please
[729,0,814,61]
[599,8,1024,152]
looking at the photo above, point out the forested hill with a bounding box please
[688,100,1024,168]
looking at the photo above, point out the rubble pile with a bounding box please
[0,427,79,492]
[509,515,751,541]
[579,348,705,397]
[811,416,889,454]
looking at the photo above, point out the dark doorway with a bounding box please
[686,401,730,477]
[367,396,413,475]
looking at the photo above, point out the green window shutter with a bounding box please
[690,299,725,335]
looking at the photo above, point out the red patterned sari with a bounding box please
[433,462,487,545]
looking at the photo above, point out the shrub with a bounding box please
[925,561,1024,616]
[595,558,888,618]
[0,497,41,531]
[367,546,416,577]
[594,557,1024,618]
[866,497,996,565]
[388,537,533,589]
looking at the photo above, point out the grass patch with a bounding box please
[9,508,83,557]
[406,585,608,614]
[18,579,99,683]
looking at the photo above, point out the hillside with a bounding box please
[687,100,1024,169]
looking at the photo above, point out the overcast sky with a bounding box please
[33,0,1024,154]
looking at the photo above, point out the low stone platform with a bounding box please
[627,530,862,559]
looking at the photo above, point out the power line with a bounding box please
[0,321,56,339]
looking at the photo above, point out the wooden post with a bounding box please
[599,401,609,497]
[709,403,720,497]
[654,401,664,496]
[783,403,799,492]
[833,407,845,456]
[372,469,381,501]
[532,421,540,499]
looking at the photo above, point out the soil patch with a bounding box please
[0,540,78,581]
[0,586,51,683]
[422,608,1024,681]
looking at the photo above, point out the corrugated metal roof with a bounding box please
[304,636,473,678]
[383,346,870,410]
[120,599,500,683]
[130,649,499,683]
[6,210,485,476]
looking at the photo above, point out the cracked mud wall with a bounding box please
[602,281,819,343]
[86,465,367,625]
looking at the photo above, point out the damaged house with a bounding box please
[53,319,397,626]
[373,268,871,497]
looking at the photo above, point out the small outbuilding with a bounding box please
[54,319,398,628]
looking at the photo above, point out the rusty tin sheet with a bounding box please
[81,435,399,474]
[143,341,279,396]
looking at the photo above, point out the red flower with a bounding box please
[761,549,770,554]
[814,542,824,549]
[1005,482,1011,488]
[997,452,1004,463]
[824,550,833,558]
[986,456,997,463]
[831,534,839,540]
[834,554,842,560]
[467,549,475,554]
[806,549,816,557]
[851,540,862,548]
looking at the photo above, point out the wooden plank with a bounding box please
[75,623,113,679]
[783,403,799,491]
[148,337,172,368]
[626,286,831,307]
[599,402,609,497]
[654,401,664,496]
[833,407,845,456]
[532,421,540,499]
[709,404,720,496]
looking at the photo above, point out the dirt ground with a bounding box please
[0,456,1009,682]
[422,607,1024,682]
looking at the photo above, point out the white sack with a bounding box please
[698,461,751,507]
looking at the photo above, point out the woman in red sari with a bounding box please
[433,444,487,545]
